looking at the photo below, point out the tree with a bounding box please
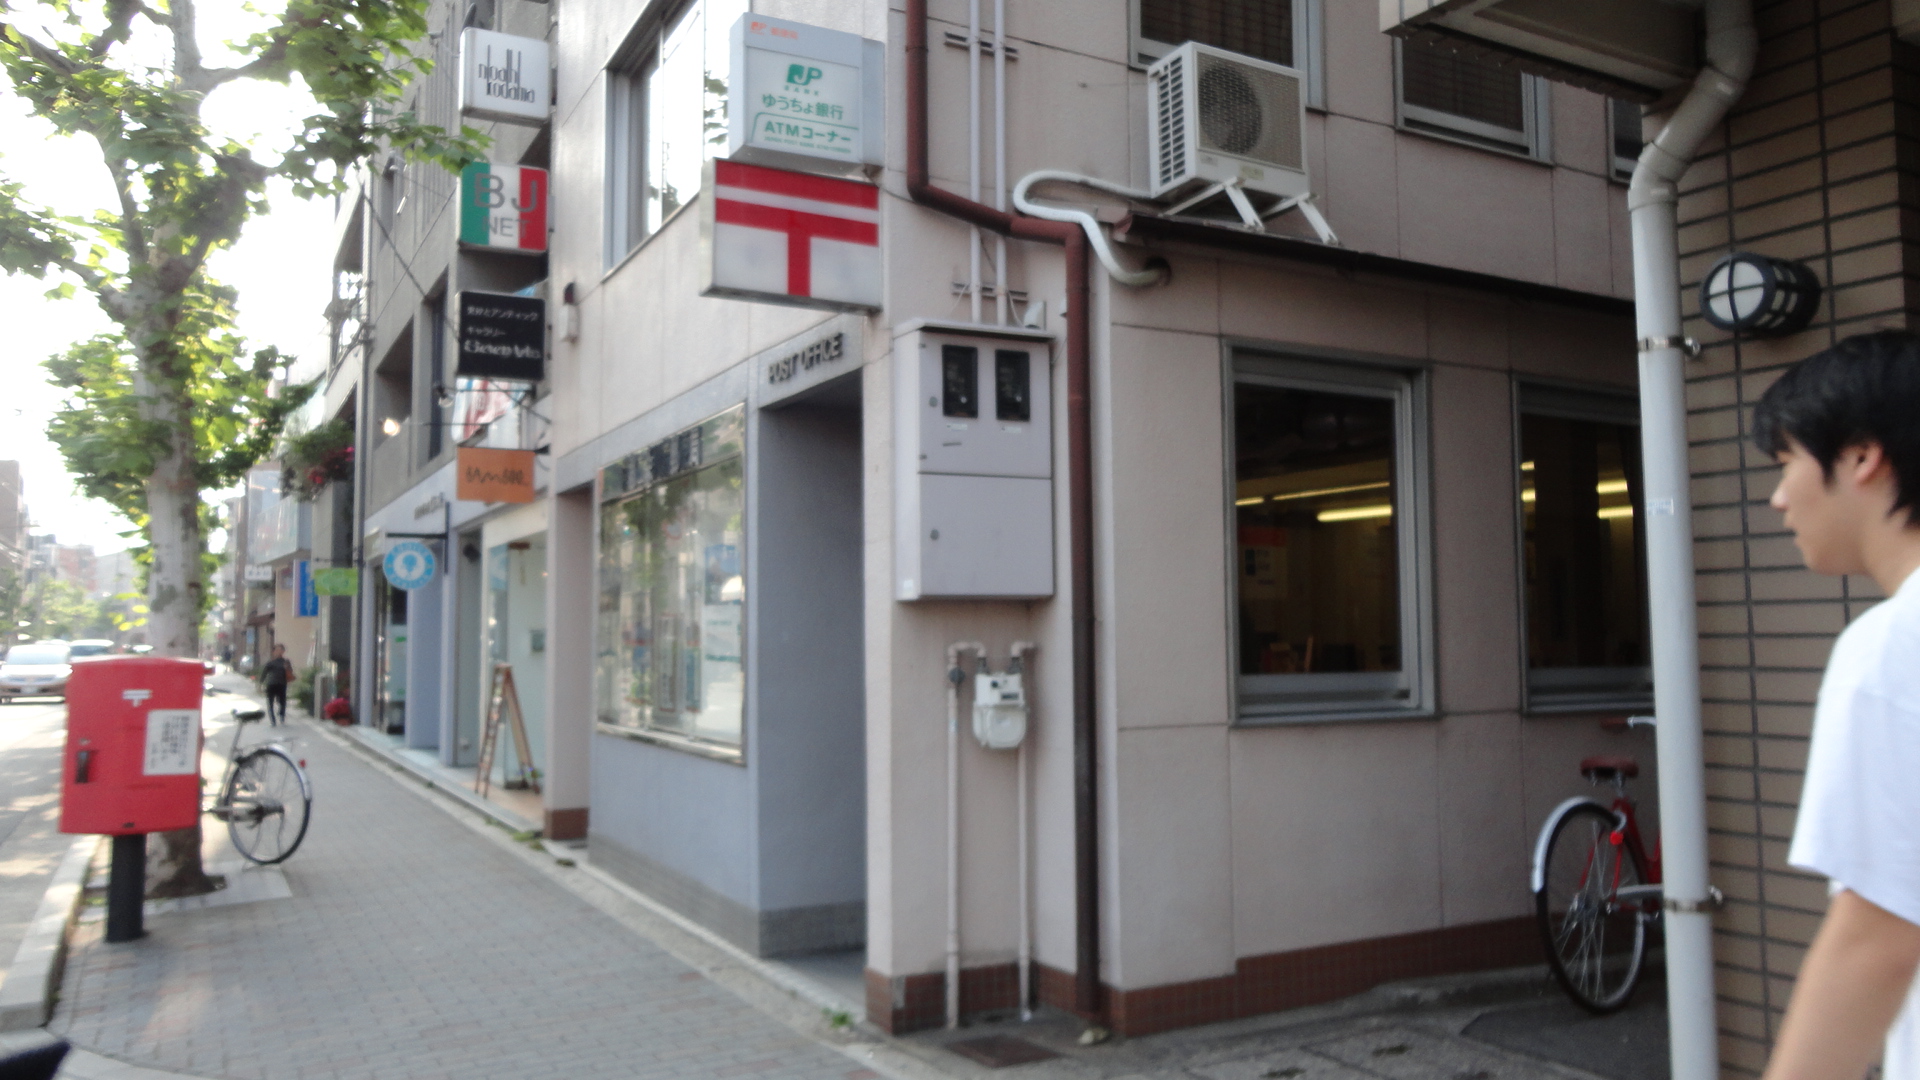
[24,578,107,640]
[0,0,482,894]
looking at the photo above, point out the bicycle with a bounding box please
[1531,715,1664,1013]
[206,706,312,865]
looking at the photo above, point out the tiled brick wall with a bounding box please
[1675,1,1916,1073]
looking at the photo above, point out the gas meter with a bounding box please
[972,670,1028,750]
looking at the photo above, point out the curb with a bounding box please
[0,835,100,1032]
[333,723,541,835]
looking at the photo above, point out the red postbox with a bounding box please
[60,657,206,836]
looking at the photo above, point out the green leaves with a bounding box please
[0,0,477,647]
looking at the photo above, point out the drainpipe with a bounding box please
[1626,3,1754,1080]
[906,0,1104,1020]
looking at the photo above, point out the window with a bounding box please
[1515,385,1651,712]
[596,406,746,759]
[1610,98,1643,181]
[1134,0,1323,110]
[1231,354,1431,720]
[1395,37,1549,160]
[606,0,745,265]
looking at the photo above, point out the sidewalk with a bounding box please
[44,684,885,1080]
[17,674,1667,1080]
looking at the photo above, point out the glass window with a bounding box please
[1134,0,1322,109]
[596,407,747,757]
[1516,385,1651,712]
[606,0,745,263]
[1395,37,1548,159]
[1232,355,1429,720]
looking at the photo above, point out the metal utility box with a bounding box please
[60,657,205,836]
[894,320,1055,600]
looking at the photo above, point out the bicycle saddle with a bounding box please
[1580,755,1639,781]
[235,709,266,723]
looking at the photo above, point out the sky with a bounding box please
[0,4,341,555]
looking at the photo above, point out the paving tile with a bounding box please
[47,696,860,1080]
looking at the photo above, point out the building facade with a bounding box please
[324,0,1706,1042]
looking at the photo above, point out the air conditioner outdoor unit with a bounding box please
[1147,42,1333,241]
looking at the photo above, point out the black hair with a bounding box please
[1752,329,1920,524]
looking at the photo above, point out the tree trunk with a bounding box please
[140,343,219,899]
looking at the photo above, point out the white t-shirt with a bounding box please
[1789,569,1920,1078]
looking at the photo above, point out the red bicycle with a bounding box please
[1531,716,1664,1013]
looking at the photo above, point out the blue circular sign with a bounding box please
[382,540,436,590]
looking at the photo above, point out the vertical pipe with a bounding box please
[1064,230,1098,1019]
[1623,4,1753,1079]
[1012,640,1035,1020]
[993,0,1009,326]
[968,0,982,324]
[946,664,961,1028]
[944,642,982,1029]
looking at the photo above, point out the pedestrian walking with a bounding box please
[1755,330,1920,1080]
[259,644,293,726]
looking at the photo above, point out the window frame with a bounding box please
[1510,380,1653,715]
[1224,347,1435,725]
[593,405,750,764]
[1392,39,1552,162]
[603,0,736,271]
[1129,0,1325,111]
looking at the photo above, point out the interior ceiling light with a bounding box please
[1317,504,1393,523]
[1598,505,1635,520]
[1699,251,1822,337]
[381,417,402,436]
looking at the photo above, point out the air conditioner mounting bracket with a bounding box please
[1163,179,1339,246]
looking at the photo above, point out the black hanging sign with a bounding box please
[456,291,546,381]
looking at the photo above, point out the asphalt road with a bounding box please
[0,696,79,984]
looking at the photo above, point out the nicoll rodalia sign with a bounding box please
[459,29,550,125]
[455,291,545,382]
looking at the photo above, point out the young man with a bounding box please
[259,644,293,726]
[1757,330,1920,1080]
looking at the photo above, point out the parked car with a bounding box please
[67,639,117,658]
[0,642,74,702]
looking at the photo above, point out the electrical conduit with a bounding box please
[906,0,1104,1020]
[1625,3,1754,1079]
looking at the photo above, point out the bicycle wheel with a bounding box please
[224,747,312,865]
[1536,802,1649,1013]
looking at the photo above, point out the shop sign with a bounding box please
[244,564,274,583]
[312,568,359,596]
[459,162,548,253]
[382,541,437,591]
[700,159,880,312]
[456,291,545,382]
[728,14,883,172]
[456,447,537,504]
[459,29,550,125]
[296,560,319,617]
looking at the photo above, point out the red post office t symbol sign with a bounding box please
[701,159,880,312]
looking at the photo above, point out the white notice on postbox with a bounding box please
[143,710,198,776]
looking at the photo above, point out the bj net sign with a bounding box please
[460,162,547,253]
[700,159,880,312]
[456,291,546,382]
[728,14,883,173]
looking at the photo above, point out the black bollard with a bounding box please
[105,833,145,943]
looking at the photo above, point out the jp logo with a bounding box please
[786,63,824,86]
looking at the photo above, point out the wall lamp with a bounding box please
[1699,252,1822,337]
